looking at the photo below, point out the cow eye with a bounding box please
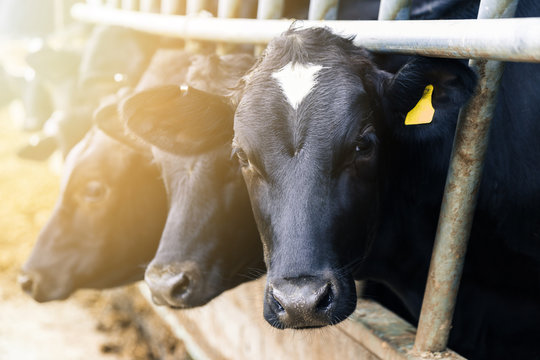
[354,132,376,158]
[232,147,249,167]
[82,181,108,202]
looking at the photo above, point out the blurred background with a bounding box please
[0,1,187,359]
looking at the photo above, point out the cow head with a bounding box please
[166,28,475,327]
[20,127,167,302]
[233,28,475,328]
[122,85,264,308]
[114,52,264,308]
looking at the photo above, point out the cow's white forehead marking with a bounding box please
[271,62,324,110]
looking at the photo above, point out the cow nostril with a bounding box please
[170,273,191,300]
[18,274,34,295]
[315,284,333,311]
[271,291,285,313]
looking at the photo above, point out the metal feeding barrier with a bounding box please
[70,0,538,358]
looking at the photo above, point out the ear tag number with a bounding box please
[405,84,435,126]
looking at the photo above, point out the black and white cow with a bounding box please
[97,49,265,308]
[229,27,481,330]
[150,25,540,359]
[20,126,167,302]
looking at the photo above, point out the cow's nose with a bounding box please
[18,272,35,296]
[145,265,195,308]
[267,277,335,329]
[169,272,191,300]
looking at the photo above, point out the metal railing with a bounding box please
[71,3,540,62]
[70,0,538,358]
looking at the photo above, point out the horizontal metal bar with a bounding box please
[71,4,540,62]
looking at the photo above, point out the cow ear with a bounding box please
[122,85,234,155]
[93,87,148,151]
[380,57,477,141]
[26,46,81,84]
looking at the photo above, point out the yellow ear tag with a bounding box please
[404,84,435,126]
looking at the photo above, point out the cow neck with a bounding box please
[358,132,455,318]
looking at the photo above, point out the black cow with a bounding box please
[157,26,540,359]
[20,127,167,302]
[97,49,265,308]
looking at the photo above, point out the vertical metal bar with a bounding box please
[121,0,140,10]
[54,0,65,32]
[217,0,241,18]
[308,0,339,20]
[87,0,105,6]
[186,0,207,15]
[185,0,208,52]
[162,0,186,14]
[216,0,242,54]
[255,0,285,56]
[257,0,284,19]
[413,0,519,353]
[377,0,410,20]
[140,0,160,12]
[106,0,120,8]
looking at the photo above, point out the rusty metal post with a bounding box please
[308,0,339,20]
[216,0,242,54]
[255,0,285,56]
[378,0,410,20]
[413,0,519,354]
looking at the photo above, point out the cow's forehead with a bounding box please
[235,61,367,149]
[271,62,325,110]
[61,129,136,192]
[233,28,376,157]
[151,144,233,198]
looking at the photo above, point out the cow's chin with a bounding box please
[18,269,76,303]
[32,291,72,303]
[25,282,73,303]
